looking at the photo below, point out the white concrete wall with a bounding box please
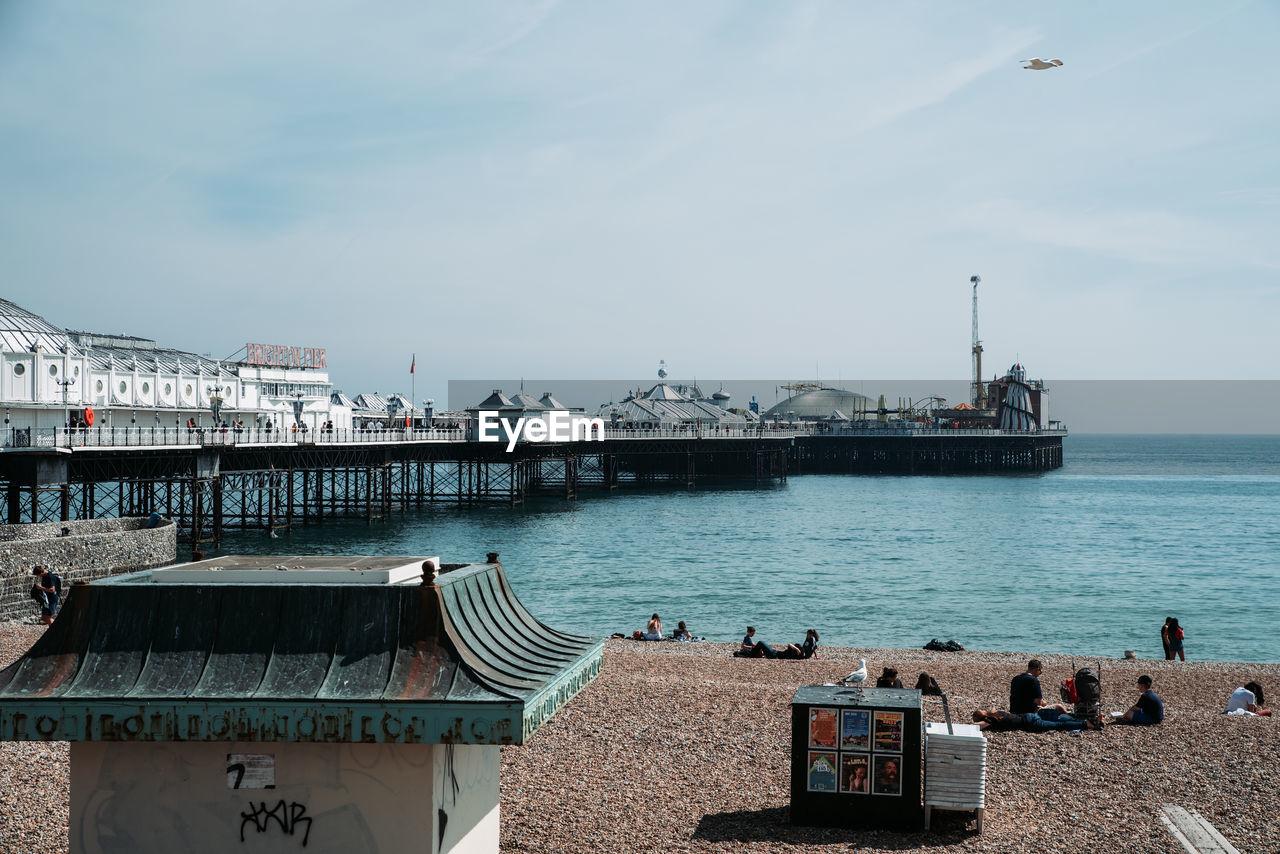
[433,745,499,854]
[71,741,501,854]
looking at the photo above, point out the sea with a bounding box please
[209,435,1280,664]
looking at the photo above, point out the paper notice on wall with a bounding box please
[227,754,276,789]
[808,707,838,749]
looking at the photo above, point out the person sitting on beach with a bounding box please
[973,705,1093,733]
[876,666,903,688]
[1120,675,1164,725]
[1010,659,1047,714]
[915,672,942,696]
[1227,681,1272,716]
[642,613,663,641]
[738,625,781,657]
[30,565,62,626]
[672,620,691,641]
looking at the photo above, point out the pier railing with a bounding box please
[810,426,1069,437]
[1,423,1065,451]
[1,425,464,449]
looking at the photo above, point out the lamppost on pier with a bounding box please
[55,376,77,429]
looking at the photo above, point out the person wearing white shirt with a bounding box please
[1226,682,1271,716]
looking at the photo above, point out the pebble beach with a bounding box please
[3,624,1278,853]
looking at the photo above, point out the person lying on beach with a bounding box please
[775,629,819,660]
[642,613,663,641]
[972,705,1094,733]
[876,666,903,688]
[672,620,691,641]
[1119,675,1164,725]
[1226,681,1272,716]
[736,627,818,659]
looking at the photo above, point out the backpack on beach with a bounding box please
[1059,678,1077,704]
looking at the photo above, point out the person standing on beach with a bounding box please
[1121,675,1164,725]
[1009,660,1046,714]
[1163,618,1185,661]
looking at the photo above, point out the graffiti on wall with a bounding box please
[240,800,313,847]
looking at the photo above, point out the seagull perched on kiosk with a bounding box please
[1022,58,1064,70]
[841,659,868,684]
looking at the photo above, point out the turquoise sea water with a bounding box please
[211,435,1280,663]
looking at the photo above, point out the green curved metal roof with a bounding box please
[0,559,602,745]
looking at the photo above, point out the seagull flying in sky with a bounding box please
[1023,58,1064,70]
[841,658,868,684]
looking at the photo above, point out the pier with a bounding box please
[1,425,1063,541]
[793,428,1064,474]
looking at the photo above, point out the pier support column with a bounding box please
[211,476,223,542]
[8,481,21,524]
[286,467,295,531]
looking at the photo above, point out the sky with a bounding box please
[2,1,1278,407]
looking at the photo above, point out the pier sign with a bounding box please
[245,343,327,369]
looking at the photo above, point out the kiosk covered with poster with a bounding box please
[790,685,923,830]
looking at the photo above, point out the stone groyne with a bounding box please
[0,517,175,620]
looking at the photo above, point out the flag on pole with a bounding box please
[410,354,415,374]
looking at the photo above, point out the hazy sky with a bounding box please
[2,1,1277,405]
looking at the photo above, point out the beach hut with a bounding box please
[0,554,602,854]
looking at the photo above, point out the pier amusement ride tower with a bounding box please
[970,275,987,409]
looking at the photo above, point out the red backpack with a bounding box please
[1059,678,1078,704]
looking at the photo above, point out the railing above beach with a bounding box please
[2,423,1067,451]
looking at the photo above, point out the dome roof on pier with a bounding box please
[762,387,872,420]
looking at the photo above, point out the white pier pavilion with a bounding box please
[0,298,351,434]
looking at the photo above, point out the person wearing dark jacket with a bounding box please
[1010,660,1046,713]
[1121,675,1164,725]
[876,667,904,688]
[30,565,62,625]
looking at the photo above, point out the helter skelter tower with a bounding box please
[970,275,987,409]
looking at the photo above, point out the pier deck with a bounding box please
[2,426,1064,538]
